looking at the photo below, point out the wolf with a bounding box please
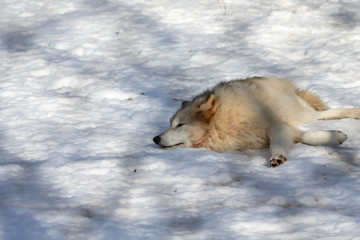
[153,77,360,167]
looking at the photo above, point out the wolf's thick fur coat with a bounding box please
[153,77,360,167]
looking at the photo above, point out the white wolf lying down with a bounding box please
[153,77,360,167]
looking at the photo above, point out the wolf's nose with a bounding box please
[153,136,161,145]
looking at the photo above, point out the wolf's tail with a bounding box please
[296,89,328,111]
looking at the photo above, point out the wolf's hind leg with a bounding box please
[314,108,360,121]
[296,130,347,146]
[268,122,295,168]
[299,108,360,124]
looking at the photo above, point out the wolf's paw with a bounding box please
[335,131,347,145]
[270,155,287,168]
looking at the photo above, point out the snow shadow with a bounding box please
[0,17,59,53]
[0,153,114,239]
[0,130,112,239]
[325,146,360,167]
[330,6,358,30]
[0,155,56,239]
[1,29,35,52]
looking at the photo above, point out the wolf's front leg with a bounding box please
[268,122,295,168]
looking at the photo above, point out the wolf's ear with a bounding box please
[196,94,217,121]
[182,100,189,108]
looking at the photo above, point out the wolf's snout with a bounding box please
[153,136,161,145]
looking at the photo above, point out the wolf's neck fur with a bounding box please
[198,109,269,152]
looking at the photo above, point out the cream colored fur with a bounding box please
[153,77,360,167]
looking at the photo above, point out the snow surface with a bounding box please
[1,0,360,239]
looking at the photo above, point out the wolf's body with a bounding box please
[153,77,360,167]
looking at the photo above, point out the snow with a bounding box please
[1,0,360,239]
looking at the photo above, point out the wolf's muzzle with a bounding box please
[153,136,161,145]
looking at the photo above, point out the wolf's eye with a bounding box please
[176,123,185,128]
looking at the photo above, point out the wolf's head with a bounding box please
[153,93,217,149]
